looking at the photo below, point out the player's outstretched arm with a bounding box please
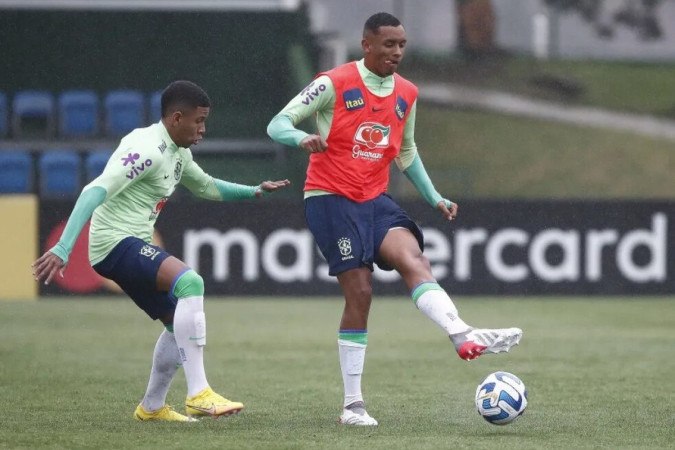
[211,178,290,200]
[255,179,291,197]
[181,169,290,201]
[402,153,458,221]
[181,158,290,201]
[31,186,107,284]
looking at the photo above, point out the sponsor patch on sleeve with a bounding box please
[300,81,327,105]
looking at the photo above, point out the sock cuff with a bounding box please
[411,281,444,305]
[172,269,204,299]
[338,329,368,345]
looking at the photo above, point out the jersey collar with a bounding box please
[356,58,395,90]
[157,120,181,153]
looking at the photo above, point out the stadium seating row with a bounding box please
[0,149,110,198]
[0,90,161,138]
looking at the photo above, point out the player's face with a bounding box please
[362,25,407,77]
[172,106,210,147]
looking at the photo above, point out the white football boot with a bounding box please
[453,327,523,361]
[339,401,378,426]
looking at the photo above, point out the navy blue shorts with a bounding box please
[304,193,423,276]
[93,236,177,320]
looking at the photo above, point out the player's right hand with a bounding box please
[299,134,328,154]
[437,199,458,222]
[31,251,66,285]
[256,179,291,197]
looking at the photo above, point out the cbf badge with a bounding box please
[338,237,354,261]
[139,245,158,259]
[174,159,183,180]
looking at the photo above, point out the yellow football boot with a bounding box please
[185,387,244,418]
[134,404,197,422]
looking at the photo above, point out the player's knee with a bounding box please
[345,284,373,309]
[172,269,204,299]
[355,283,373,300]
[397,251,431,276]
[340,274,372,298]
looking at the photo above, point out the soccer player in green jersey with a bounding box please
[32,80,290,422]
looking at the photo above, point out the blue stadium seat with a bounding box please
[0,150,33,193]
[12,90,55,137]
[38,150,81,198]
[104,90,145,136]
[149,90,162,123]
[58,90,100,138]
[85,150,111,182]
[0,92,7,137]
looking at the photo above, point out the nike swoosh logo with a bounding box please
[164,174,170,179]
[190,404,217,415]
[371,107,384,112]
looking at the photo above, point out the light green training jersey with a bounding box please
[85,122,213,265]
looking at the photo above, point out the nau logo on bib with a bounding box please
[343,88,365,111]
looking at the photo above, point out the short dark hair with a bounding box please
[363,12,401,36]
[161,80,211,118]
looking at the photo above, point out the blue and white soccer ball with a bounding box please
[475,371,528,425]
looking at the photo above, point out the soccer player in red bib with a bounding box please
[267,12,523,426]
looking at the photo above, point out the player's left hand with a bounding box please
[437,199,458,222]
[256,179,291,197]
[31,251,66,285]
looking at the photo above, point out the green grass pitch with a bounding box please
[1,296,673,449]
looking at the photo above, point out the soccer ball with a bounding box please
[475,371,528,425]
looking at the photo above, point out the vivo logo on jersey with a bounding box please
[354,122,390,149]
[343,88,365,111]
[121,151,153,180]
[395,96,408,120]
[126,159,153,180]
[300,81,327,105]
[122,152,140,166]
